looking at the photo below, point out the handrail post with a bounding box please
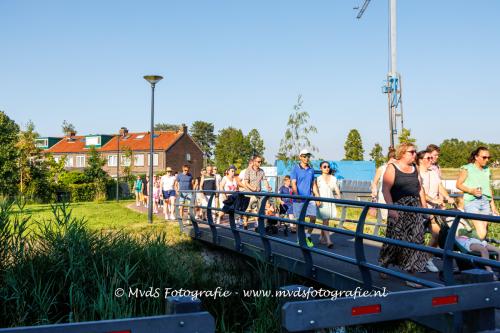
[297,199,314,278]
[174,194,183,232]
[189,190,201,238]
[355,206,373,289]
[206,192,218,245]
[257,195,272,261]
[442,215,461,285]
[338,206,347,229]
[228,193,243,252]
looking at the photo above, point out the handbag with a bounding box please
[368,197,378,218]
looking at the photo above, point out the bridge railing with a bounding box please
[175,190,500,291]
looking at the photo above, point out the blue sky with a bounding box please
[2,0,499,161]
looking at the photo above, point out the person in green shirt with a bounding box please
[456,146,498,239]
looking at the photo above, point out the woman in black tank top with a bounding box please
[378,143,430,288]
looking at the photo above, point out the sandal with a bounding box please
[327,243,334,249]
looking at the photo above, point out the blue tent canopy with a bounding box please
[275,160,375,181]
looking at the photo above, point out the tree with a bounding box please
[62,120,76,135]
[154,123,181,131]
[369,143,385,168]
[190,121,216,161]
[439,138,488,168]
[83,146,108,183]
[214,127,252,172]
[16,120,39,194]
[343,129,364,161]
[16,121,53,202]
[246,129,265,161]
[398,128,416,145]
[0,111,20,197]
[277,95,318,162]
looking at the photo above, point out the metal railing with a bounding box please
[175,190,500,291]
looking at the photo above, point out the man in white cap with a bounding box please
[290,149,320,247]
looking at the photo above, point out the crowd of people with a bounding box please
[132,144,499,286]
[372,143,499,286]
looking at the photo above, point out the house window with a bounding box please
[76,155,86,167]
[147,153,159,166]
[85,136,101,146]
[186,153,191,162]
[54,155,61,163]
[65,155,74,167]
[120,155,131,166]
[134,154,144,166]
[108,155,117,167]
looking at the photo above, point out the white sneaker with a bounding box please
[426,259,439,273]
[170,214,176,220]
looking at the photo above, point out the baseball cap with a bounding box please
[299,149,312,156]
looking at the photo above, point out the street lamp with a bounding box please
[143,75,163,223]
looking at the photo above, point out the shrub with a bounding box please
[67,183,97,202]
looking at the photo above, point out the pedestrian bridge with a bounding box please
[174,189,500,333]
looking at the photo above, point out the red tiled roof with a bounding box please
[45,136,88,153]
[44,131,184,154]
[100,131,183,152]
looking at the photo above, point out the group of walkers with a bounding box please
[132,144,498,286]
[134,165,195,220]
[371,143,499,286]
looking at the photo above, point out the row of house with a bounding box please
[37,125,204,177]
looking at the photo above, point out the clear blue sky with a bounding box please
[2,0,499,162]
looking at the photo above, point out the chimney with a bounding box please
[181,123,188,134]
[119,127,128,137]
[68,131,76,137]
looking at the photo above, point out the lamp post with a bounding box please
[143,75,163,223]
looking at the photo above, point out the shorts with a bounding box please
[456,236,487,252]
[464,197,492,215]
[162,190,176,199]
[293,201,317,218]
[178,193,192,204]
[201,194,216,208]
[246,195,262,212]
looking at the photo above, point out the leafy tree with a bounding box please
[16,120,40,194]
[154,123,181,131]
[16,121,53,202]
[439,138,488,168]
[0,111,20,197]
[343,129,364,161]
[190,121,216,162]
[121,146,134,190]
[62,120,76,135]
[83,146,108,183]
[398,128,416,145]
[277,95,318,162]
[246,128,265,161]
[214,127,252,172]
[369,143,385,167]
[46,154,67,185]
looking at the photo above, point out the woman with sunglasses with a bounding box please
[316,161,341,248]
[379,143,430,288]
[456,147,498,239]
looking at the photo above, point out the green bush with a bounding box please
[67,183,97,202]
[59,171,87,186]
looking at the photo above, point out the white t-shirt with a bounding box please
[161,175,176,191]
[222,176,238,191]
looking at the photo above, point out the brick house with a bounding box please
[43,125,204,177]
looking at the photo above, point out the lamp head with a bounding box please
[143,75,163,85]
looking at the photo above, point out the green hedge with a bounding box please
[67,182,106,202]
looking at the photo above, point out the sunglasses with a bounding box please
[321,165,330,169]
[300,155,311,158]
[480,156,491,160]
[406,150,417,154]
